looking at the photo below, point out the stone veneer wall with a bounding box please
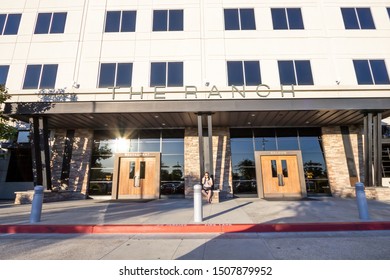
[184,127,232,198]
[321,126,361,198]
[50,129,67,190]
[50,129,93,194]
[321,125,390,200]
[69,129,93,193]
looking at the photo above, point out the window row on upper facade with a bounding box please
[1,59,389,89]
[1,7,390,35]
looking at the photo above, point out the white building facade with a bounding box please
[1,0,390,201]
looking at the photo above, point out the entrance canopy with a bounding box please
[4,97,390,129]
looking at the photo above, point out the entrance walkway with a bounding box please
[1,196,390,233]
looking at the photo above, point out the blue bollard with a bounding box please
[30,185,44,223]
[193,184,203,222]
[355,182,370,220]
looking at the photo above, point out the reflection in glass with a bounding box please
[230,127,330,196]
[139,161,145,179]
[89,168,113,181]
[89,129,184,195]
[271,160,277,177]
[231,139,253,153]
[139,140,160,152]
[277,137,299,150]
[162,141,184,154]
[255,137,277,151]
[282,160,288,177]
[129,161,135,179]
[88,182,112,195]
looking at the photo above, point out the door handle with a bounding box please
[277,174,284,186]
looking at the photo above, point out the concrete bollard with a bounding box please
[355,182,370,220]
[193,184,203,222]
[30,185,44,223]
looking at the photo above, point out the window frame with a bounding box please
[341,7,375,29]
[278,60,314,85]
[22,64,58,89]
[104,10,137,33]
[271,8,304,30]
[0,65,10,85]
[224,8,256,30]
[353,59,390,85]
[150,62,184,87]
[227,61,261,86]
[34,12,67,34]
[98,62,133,88]
[152,9,184,32]
[0,13,22,35]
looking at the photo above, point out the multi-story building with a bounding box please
[1,0,390,201]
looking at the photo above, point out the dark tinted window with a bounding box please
[227,61,244,85]
[244,61,261,85]
[116,63,133,87]
[224,8,256,30]
[341,8,375,29]
[371,60,390,84]
[0,15,5,33]
[50,12,67,33]
[2,14,22,35]
[224,9,240,30]
[341,8,359,29]
[272,8,303,29]
[23,65,42,89]
[287,8,304,29]
[105,11,121,32]
[153,10,183,31]
[278,61,296,85]
[40,64,58,89]
[240,9,256,30]
[151,62,166,86]
[151,62,183,87]
[121,11,136,32]
[35,13,51,34]
[227,61,261,86]
[169,10,183,31]
[354,60,390,85]
[99,63,116,88]
[353,60,373,84]
[35,12,67,34]
[23,64,58,89]
[387,8,390,18]
[295,60,314,85]
[0,65,9,85]
[278,60,313,85]
[167,62,183,86]
[357,8,375,29]
[153,10,168,31]
[98,63,132,88]
[105,11,136,32]
[271,8,288,29]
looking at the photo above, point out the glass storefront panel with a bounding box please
[230,139,253,153]
[162,141,184,154]
[230,127,330,197]
[89,168,113,181]
[88,129,184,196]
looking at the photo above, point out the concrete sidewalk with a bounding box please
[1,196,390,233]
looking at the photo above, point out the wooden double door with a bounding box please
[255,151,306,198]
[112,153,160,199]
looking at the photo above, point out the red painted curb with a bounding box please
[1,222,390,234]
